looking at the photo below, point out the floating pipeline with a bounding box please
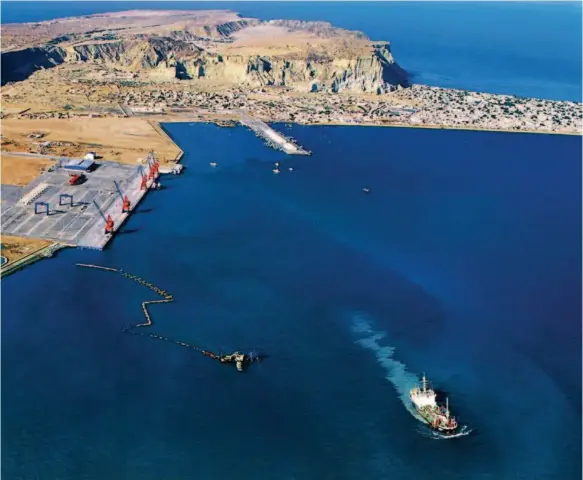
[75,263,263,371]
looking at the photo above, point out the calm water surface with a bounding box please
[1,2,582,479]
[2,123,581,479]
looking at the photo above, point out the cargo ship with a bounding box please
[410,374,458,433]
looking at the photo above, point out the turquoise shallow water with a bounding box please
[2,123,581,479]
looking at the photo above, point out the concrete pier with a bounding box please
[76,172,155,250]
[1,161,156,251]
[238,111,311,155]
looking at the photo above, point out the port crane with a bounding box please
[113,180,131,213]
[93,199,114,235]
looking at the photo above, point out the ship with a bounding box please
[410,374,458,433]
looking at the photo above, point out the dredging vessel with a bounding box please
[410,374,458,433]
[214,351,263,372]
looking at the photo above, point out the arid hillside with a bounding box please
[1,9,409,93]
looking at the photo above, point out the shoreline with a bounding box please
[300,121,583,136]
[153,114,582,137]
[0,243,67,278]
[2,109,577,277]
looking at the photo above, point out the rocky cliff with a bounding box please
[1,12,409,93]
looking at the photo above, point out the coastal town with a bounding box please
[5,75,581,135]
[1,9,580,135]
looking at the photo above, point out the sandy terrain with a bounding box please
[0,235,53,264]
[0,114,182,272]
[225,24,371,57]
[1,117,182,165]
[1,154,55,186]
[2,9,245,50]
[1,64,114,113]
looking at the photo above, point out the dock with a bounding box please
[238,111,311,156]
[1,161,158,251]
[76,171,156,250]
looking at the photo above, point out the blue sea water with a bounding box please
[2,2,582,480]
[2,123,581,479]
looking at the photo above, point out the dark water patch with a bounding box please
[118,228,140,235]
[133,207,154,214]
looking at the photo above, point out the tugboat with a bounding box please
[410,374,458,433]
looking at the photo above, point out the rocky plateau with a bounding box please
[1,10,409,93]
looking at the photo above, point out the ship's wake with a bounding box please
[351,313,472,440]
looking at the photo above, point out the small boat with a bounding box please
[362,187,370,194]
[273,169,280,174]
[210,162,218,167]
[289,167,294,172]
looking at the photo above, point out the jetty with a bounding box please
[238,111,311,155]
[76,169,156,250]
[1,159,162,252]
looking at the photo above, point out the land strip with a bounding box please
[0,241,66,278]
[2,66,580,135]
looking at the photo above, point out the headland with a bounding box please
[1,9,580,135]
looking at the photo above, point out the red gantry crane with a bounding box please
[105,214,114,235]
[114,180,131,213]
[93,200,115,236]
[122,195,131,213]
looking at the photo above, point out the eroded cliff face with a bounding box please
[1,19,409,93]
[188,43,409,93]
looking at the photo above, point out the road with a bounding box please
[1,151,82,163]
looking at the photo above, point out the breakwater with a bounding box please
[238,111,311,155]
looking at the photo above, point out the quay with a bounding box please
[238,111,311,156]
[1,158,164,251]
[76,170,157,250]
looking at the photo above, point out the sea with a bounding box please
[1,2,582,480]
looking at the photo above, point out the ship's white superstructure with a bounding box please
[410,375,437,408]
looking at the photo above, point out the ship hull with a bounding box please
[415,406,458,433]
